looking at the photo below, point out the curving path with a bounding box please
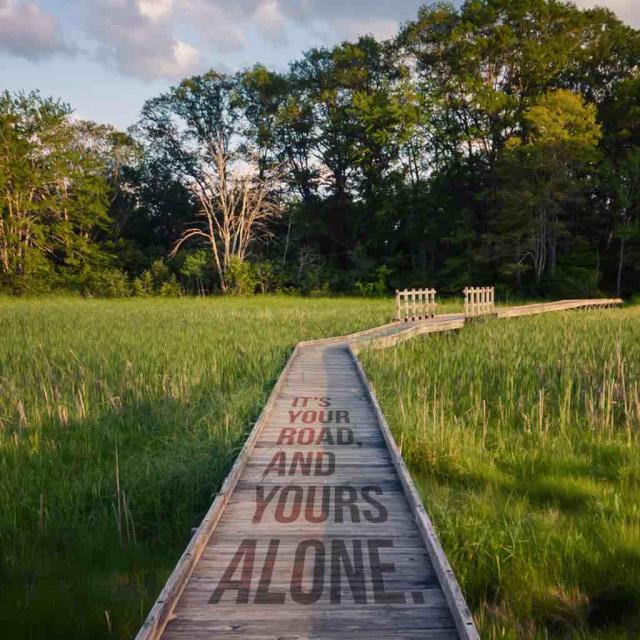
[137,299,621,640]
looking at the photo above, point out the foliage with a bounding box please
[226,255,258,295]
[599,149,640,296]
[0,92,113,290]
[490,90,603,289]
[178,250,211,295]
[131,259,182,297]
[355,265,392,297]
[2,0,640,298]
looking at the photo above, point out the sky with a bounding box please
[1,0,638,130]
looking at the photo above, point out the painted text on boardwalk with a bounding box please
[138,299,620,640]
[150,343,469,639]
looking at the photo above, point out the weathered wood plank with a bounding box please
[144,341,461,639]
[138,299,621,640]
[134,346,304,640]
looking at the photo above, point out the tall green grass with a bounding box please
[0,296,392,639]
[360,308,640,639]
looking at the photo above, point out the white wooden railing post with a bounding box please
[464,286,495,320]
[396,288,438,322]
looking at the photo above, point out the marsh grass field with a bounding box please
[360,308,640,639]
[0,296,393,639]
[1,297,638,640]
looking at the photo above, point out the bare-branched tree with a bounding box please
[171,149,284,292]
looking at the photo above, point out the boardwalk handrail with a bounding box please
[497,298,623,319]
[396,287,437,322]
[464,286,495,318]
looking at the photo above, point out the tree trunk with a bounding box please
[617,236,625,298]
[548,225,557,279]
[282,212,294,268]
[218,262,227,293]
[515,238,522,289]
[535,207,547,287]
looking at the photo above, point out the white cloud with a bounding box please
[253,0,287,43]
[173,39,199,69]
[0,0,75,61]
[572,0,639,26]
[88,0,201,80]
[137,0,173,21]
[79,0,420,80]
[181,0,246,51]
[2,0,636,83]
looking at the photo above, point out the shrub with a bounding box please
[159,276,183,297]
[226,257,257,295]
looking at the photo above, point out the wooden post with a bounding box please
[464,286,495,319]
[396,288,438,322]
[428,289,435,318]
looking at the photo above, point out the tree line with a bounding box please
[1,0,639,298]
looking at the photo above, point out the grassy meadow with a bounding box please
[0,296,393,639]
[3,296,637,640]
[360,307,640,640]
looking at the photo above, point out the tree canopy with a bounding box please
[1,0,639,297]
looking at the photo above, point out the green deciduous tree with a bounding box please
[601,150,640,296]
[490,90,602,288]
[5,0,637,298]
[0,91,113,290]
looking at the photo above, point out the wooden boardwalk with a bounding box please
[137,298,621,640]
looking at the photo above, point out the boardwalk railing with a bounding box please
[464,286,495,319]
[498,299,623,319]
[395,288,437,322]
